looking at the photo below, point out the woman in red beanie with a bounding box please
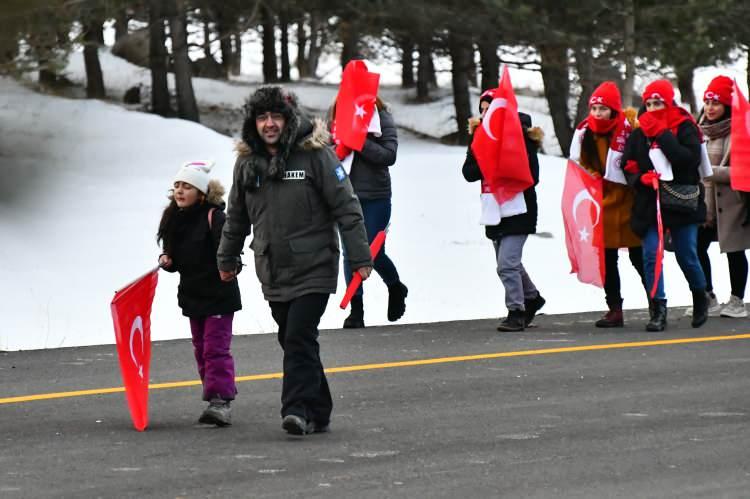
[569,81,646,327]
[697,75,750,318]
[621,79,709,331]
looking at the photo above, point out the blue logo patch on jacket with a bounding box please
[334,165,347,182]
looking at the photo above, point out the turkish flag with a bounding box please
[334,60,380,152]
[471,66,533,204]
[111,268,158,431]
[561,160,605,287]
[731,81,750,192]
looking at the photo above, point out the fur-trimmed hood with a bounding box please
[467,116,544,147]
[205,179,225,206]
[237,86,329,182]
[235,117,330,157]
[623,107,638,129]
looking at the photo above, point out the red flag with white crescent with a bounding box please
[111,268,158,431]
[471,66,533,204]
[334,60,380,152]
[561,160,605,287]
[731,80,750,192]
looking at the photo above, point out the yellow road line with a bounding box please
[2,333,749,405]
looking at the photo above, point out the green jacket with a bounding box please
[218,117,372,302]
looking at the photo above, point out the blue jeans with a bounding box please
[343,198,400,297]
[642,224,706,300]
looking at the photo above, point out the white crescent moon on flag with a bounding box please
[572,189,602,227]
[130,316,145,379]
[481,97,508,141]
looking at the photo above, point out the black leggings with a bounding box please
[697,226,749,298]
[604,247,646,306]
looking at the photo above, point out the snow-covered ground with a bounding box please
[1,75,733,351]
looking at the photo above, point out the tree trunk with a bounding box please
[306,12,323,78]
[467,46,478,89]
[539,43,572,156]
[214,8,232,78]
[622,0,636,107]
[83,20,106,99]
[168,0,200,122]
[296,20,308,78]
[339,19,359,68]
[449,33,472,145]
[676,66,696,113]
[574,43,596,125]
[279,12,291,82]
[261,6,278,83]
[478,37,499,92]
[149,0,172,116]
[231,32,241,76]
[416,39,432,102]
[203,18,212,59]
[114,10,130,42]
[400,37,415,88]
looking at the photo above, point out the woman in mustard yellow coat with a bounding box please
[569,82,646,327]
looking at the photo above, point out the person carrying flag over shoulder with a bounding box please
[621,79,710,332]
[329,59,408,329]
[217,86,372,436]
[569,81,647,327]
[462,85,546,332]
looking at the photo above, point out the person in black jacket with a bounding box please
[330,95,408,329]
[462,90,546,332]
[621,79,709,332]
[157,161,241,427]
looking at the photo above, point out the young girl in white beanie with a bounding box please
[157,161,242,426]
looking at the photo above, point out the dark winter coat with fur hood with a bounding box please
[218,87,372,302]
[161,180,242,317]
[462,112,543,239]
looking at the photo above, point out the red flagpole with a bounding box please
[651,177,664,298]
[340,229,387,309]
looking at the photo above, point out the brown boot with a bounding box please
[595,299,624,328]
[595,308,624,328]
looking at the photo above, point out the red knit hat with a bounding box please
[703,75,733,106]
[642,79,675,107]
[589,81,622,113]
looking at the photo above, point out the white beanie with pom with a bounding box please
[173,160,215,194]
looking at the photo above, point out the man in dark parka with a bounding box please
[218,86,373,435]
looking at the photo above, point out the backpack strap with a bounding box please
[207,207,216,229]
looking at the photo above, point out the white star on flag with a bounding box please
[354,104,366,119]
[578,226,590,242]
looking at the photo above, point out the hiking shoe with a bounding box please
[198,398,232,426]
[387,281,408,322]
[282,414,313,435]
[720,295,748,318]
[646,299,668,332]
[343,296,365,328]
[524,293,546,327]
[497,309,525,332]
[686,291,720,317]
[312,421,330,433]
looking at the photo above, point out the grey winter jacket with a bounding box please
[348,109,398,199]
[217,116,373,302]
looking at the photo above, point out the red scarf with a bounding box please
[588,116,618,135]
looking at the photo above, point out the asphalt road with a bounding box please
[1,308,749,498]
